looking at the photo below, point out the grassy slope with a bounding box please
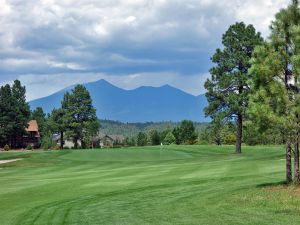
[0,145,299,225]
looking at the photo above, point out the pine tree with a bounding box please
[31,107,46,136]
[163,132,176,145]
[205,22,263,153]
[249,0,300,184]
[63,85,99,149]
[137,132,148,146]
[49,108,67,149]
[0,85,13,147]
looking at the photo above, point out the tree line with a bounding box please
[0,82,99,150]
[205,0,300,184]
[124,120,198,147]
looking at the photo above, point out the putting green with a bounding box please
[59,147,193,162]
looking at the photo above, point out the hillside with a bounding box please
[29,79,209,123]
[99,120,209,137]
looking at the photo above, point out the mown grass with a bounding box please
[0,145,299,225]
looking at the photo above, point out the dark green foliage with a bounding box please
[159,129,172,142]
[172,127,182,145]
[179,120,198,144]
[125,137,136,147]
[243,122,284,146]
[163,132,176,145]
[248,1,300,184]
[99,120,207,137]
[0,84,12,146]
[172,120,197,145]
[137,132,148,146]
[41,131,56,150]
[198,121,236,145]
[149,130,161,145]
[205,22,263,153]
[0,80,30,148]
[48,108,66,149]
[31,107,46,136]
[62,85,99,148]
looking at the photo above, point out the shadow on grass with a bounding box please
[256,180,287,188]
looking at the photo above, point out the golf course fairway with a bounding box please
[0,145,300,225]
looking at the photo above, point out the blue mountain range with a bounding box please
[29,79,209,122]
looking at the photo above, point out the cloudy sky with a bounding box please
[0,0,290,100]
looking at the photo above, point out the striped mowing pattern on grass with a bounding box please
[0,145,298,225]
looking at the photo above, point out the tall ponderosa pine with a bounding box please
[205,22,263,153]
[11,80,31,148]
[63,85,99,148]
[0,80,30,148]
[0,85,13,146]
[249,0,300,184]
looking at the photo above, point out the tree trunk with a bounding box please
[60,131,64,150]
[81,139,85,149]
[74,138,78,149]
[235,114,242,154]
[286,143,292,184]
[294,142,300,185]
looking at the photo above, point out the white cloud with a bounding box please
[0,0,291,100]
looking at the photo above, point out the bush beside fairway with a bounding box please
[0,145,299,225]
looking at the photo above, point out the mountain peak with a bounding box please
[93,79,114,86]
[29,79,209,122]
[160,84,173,89]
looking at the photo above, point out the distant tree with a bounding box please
[149,130,161,145]
[208,118,223,145]
[83,120,101,148]
[49,108,67,149]
[179,120,198,144]
[159,129,172,142]
[137,132,148,146]
[9,80,30,147]
[125,137,136,146]
[31,107,46,136]
[163,132,176,145]
[63,85,99,149]
[172,127,182,145]
[205,22,263,153]
[172,120,197,145]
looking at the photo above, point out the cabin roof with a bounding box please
[26,120,39,132]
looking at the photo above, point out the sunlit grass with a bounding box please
[0,145,299,225]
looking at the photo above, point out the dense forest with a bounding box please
[99,120,208,137]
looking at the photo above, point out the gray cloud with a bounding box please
[0,0,290,100]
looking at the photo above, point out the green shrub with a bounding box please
[223,134,236,145]
[41,135,56,150]
[4,144,10,151]
[26,144,33,150]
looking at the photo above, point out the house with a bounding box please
[52,134,82,149]
[93,133,125,148]
[23,120,41,148]
[52,132,125,149]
